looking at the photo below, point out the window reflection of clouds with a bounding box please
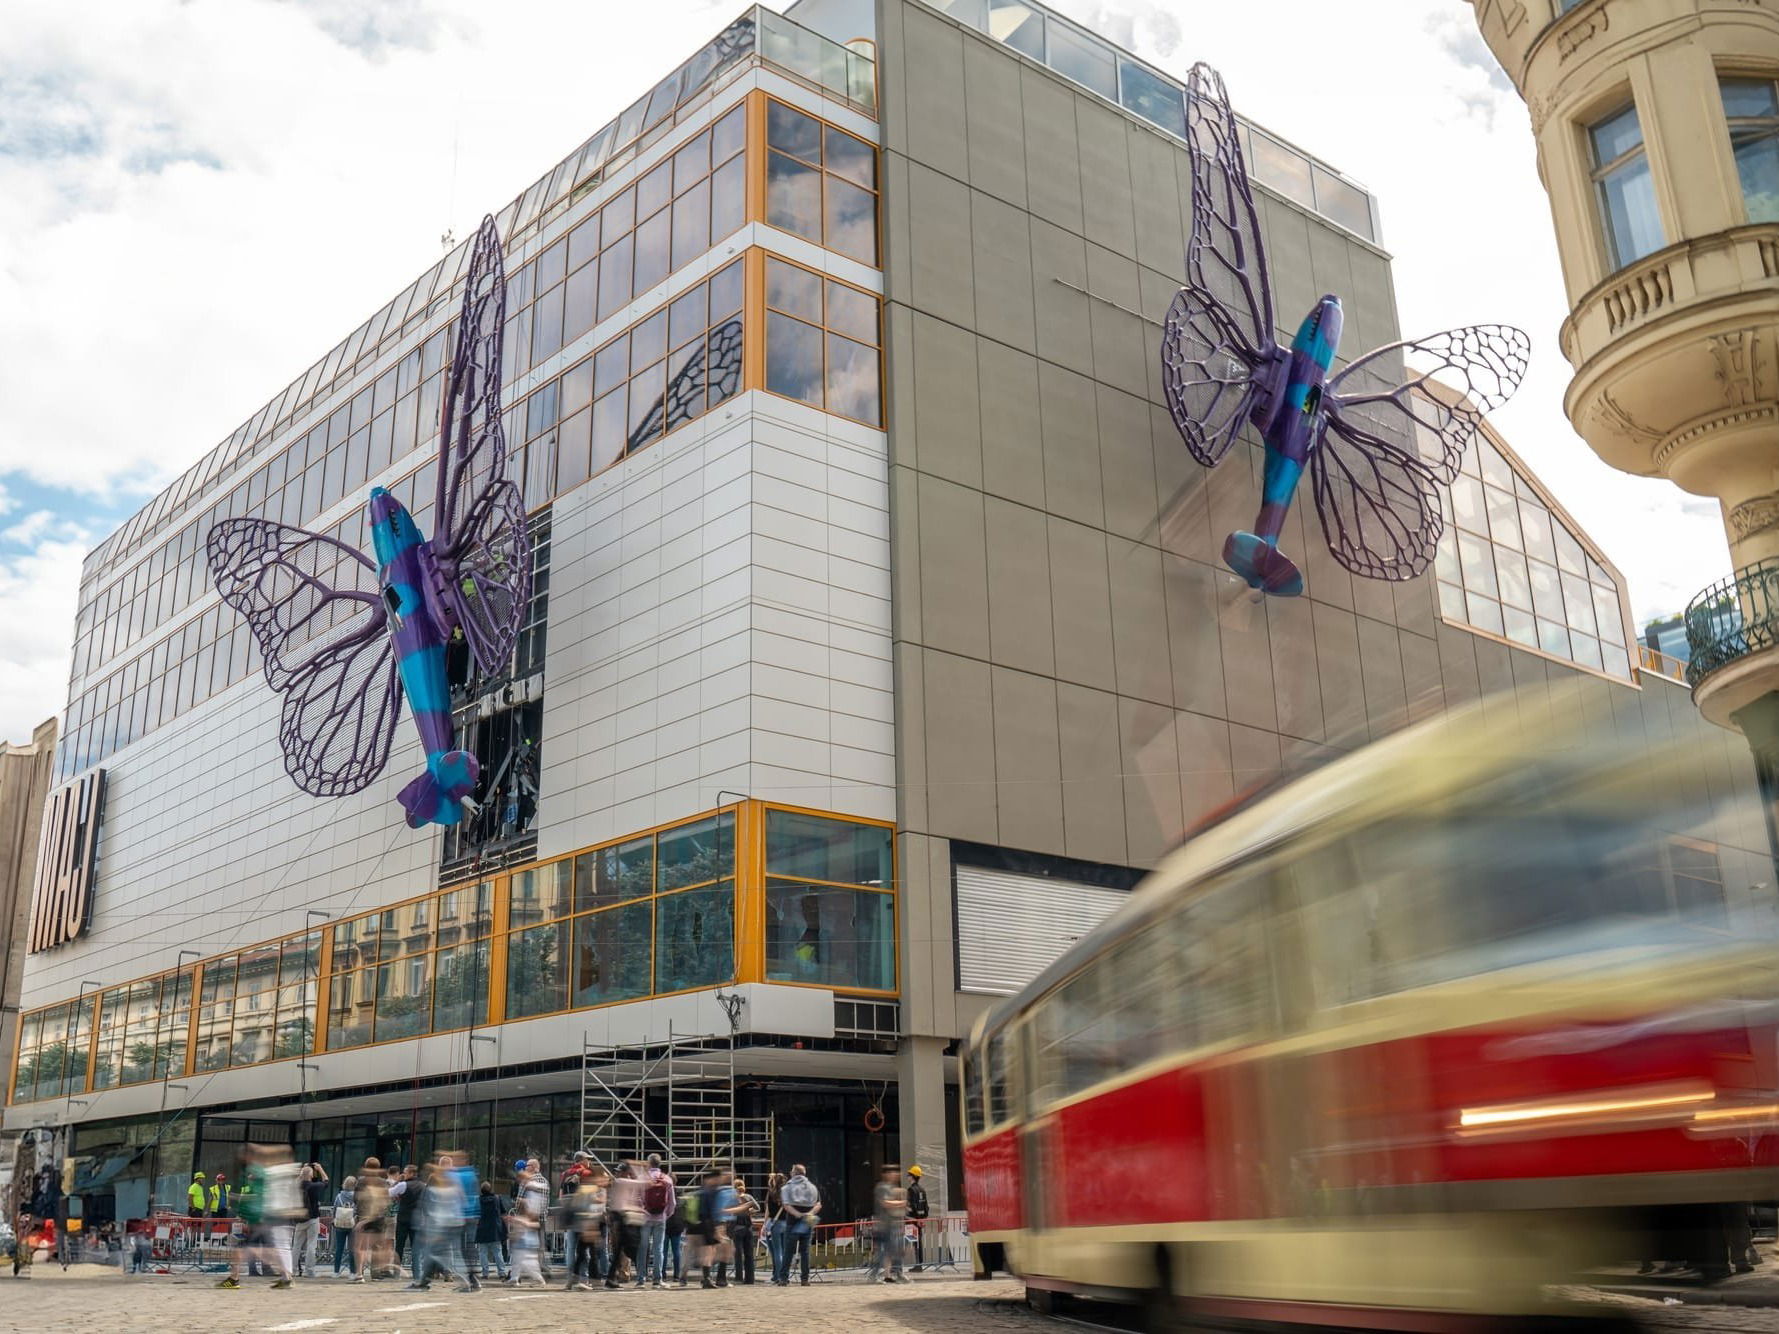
[825,176,878,264]
[767,313,825,406]
[768,151,824,241]
[826,333,880,424]
[1434,426,1633,680]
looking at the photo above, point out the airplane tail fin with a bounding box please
[1222,531,1304,598]
[397,749,480,829]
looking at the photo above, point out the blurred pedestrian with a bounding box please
[870,1164,907,1283]
[505,1165,546,1287]
[292,1164,321,1277]
[565,1167,607,1289]
[390,1164,422,1280]
[445,1152,483,1293]
[666,1183,689,1285]
[474,1181,508,1281]
[410,1161,464,1291]
[695,1168,735,1288]
[330,1176,357,1276]
[351,1159,391,1281]
[603,1161,642,1288]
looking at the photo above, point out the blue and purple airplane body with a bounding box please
[209,215,530,830]
[1162,63,1530,596]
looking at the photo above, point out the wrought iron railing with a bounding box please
[1685,560,1779,687]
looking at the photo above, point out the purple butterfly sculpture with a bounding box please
[208,215,530,829]
[1162,64,1530,597]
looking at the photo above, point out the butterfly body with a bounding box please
[1224,294,1345,597]
[1161,64,1529,596]
[369,487,478,828]
[208,216,530,828]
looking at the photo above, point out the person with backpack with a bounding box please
[637,1154,675,1288]
[330,1176,358,1276]
[474,1180,508,1281]
[694,1168,738,1288]
[564,1167,606,1290]
[773,1164,820,1286]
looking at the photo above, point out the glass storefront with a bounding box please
[11,802,896,1104]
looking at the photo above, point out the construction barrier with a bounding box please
[796,1211,969,1278]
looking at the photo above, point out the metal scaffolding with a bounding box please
[579,1024,772,1184]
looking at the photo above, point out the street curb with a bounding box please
[1592,1284,1779,1308]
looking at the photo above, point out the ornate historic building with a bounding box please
[1467,0,1779,777]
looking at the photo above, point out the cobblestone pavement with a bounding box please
[0,1266,1041,1333]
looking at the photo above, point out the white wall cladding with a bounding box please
[23,393,893,1018]
[20,676,437,1012]
[536,388,896,858]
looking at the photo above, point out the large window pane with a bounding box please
[1047,22,1114,98]
[767,151,823,240]
[824,175,878,264]
[1118,58,1185,138]
[988,0,1044,59]
[658,813,734,890]
[577,834,654,910]
[823,126,876,190]
[511,862,572,928]
[327,971,372,1050]
[671,179,711,272]
[767,101,822,163]
[768,258,822,320]
[374,952,431,1043]
[433,940,490,1032]
[767,313,824,406]
[711,154,746,241]
[574,901,654,1007]
[655,883,735,993]
[506,921,569,1019]
[766,882,895,990]
[826,333,881,425]
[767,810,892,885]
[1591,104,1663,268]
[633,210,671,297]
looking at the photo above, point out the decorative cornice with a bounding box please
[1588,387,1664,445]
[1558,4,1609,60]
[1656,403,1779,469]
[1730,493,1779,543]
[1709,327,1763,407]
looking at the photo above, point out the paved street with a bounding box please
[0,1266,1041,1333]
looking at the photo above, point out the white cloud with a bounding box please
[0,534,85,745]
[1,510,60,546]
[1048,0,1730,626]
[0,0,1733,750]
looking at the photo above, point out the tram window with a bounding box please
[1173,882,1272,1045]
[986,1028,1014,1125]
[965,1049,986,1134]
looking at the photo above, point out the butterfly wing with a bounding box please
[207,517,401,796]
[1324,324,1530,483]
[1160,63,1284,469]
[1308,414,1445,582]
[432,214,531,674]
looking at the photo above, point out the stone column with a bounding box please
[896,1033,950,1212]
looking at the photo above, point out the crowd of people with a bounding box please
[187,1146,935,1294]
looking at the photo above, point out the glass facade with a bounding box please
[10,804,897,1104]
[1433,422,1634,681]
[919,0,1376,242]
[1590,103,1664,269]
[1722,77,1779,225]
[58,5,886,784]
[56,82,887,785]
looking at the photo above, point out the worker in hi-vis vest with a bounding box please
[187,1172,207,1216]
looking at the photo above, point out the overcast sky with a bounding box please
[0,0,1728,744]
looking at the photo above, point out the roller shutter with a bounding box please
[953,865,1127,996]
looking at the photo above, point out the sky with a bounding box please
[0,0,1729,745]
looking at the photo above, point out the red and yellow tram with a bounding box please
[962,694,1777,1329]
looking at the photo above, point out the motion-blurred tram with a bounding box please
[962,690,1778,1329]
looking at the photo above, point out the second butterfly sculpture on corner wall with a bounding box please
[207,215,531,829]
[1162,62,1531,598]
